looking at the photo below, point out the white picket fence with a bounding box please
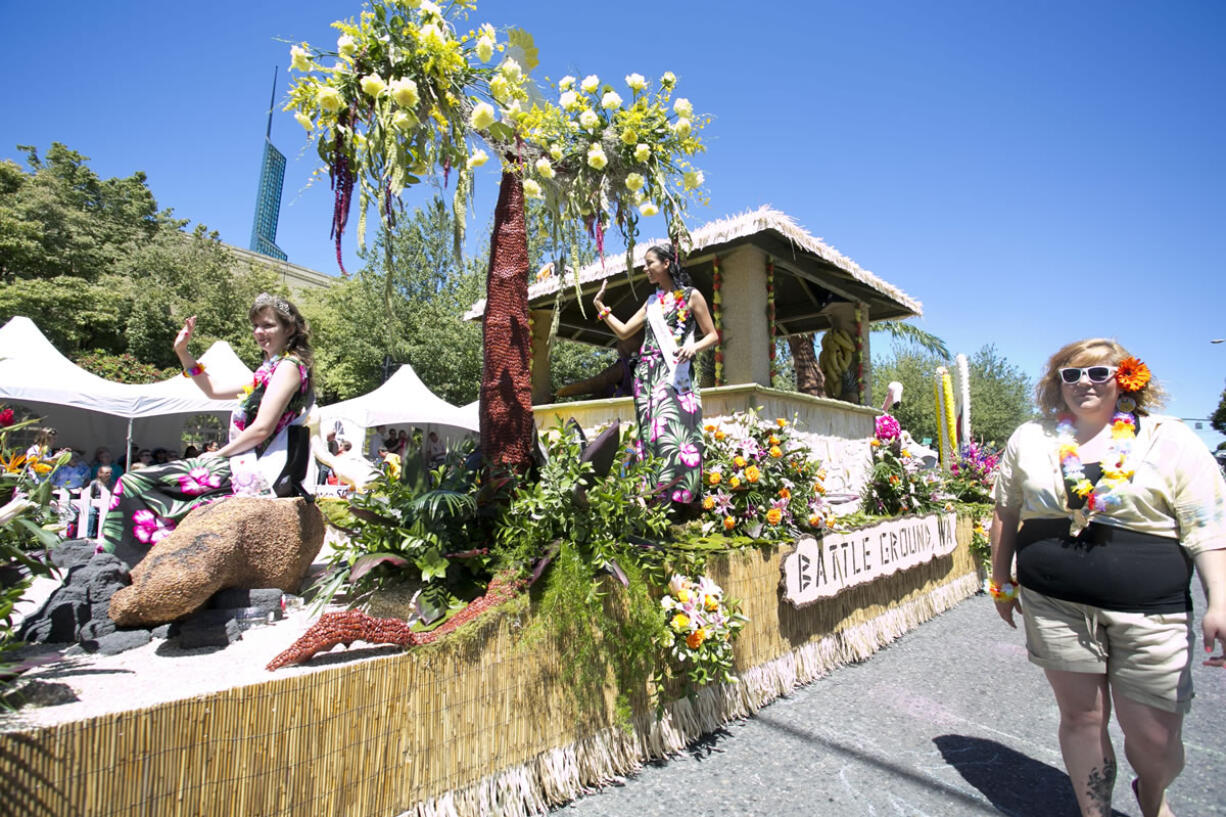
[54,486,111,544]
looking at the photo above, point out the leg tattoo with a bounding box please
[1085,757,1118,814]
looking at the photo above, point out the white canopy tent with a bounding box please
[0,316,252,458]
[318,364,478,457]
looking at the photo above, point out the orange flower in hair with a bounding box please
[1115,357,1150,392]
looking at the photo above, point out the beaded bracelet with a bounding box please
[596,307,612,321]
[988,580,1019,602]
[182,363,206,378]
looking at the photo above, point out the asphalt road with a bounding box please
[555,585,1225,816]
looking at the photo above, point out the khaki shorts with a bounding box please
[1020,587,1195,713]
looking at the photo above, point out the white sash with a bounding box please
[646,292,696,393]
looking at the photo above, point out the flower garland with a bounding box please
[712,255,724,386]
[1055,356,1150,518]
[660,573,746,686]
[941,368,957,467]
[766,258,776,387]
[853,305,865,403]
[661,288,690,345]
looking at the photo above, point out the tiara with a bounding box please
[253,292,294,319]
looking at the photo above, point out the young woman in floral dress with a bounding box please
[593,244,717,509]
[102,293,315,564]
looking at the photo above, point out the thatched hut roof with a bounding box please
[465,205,922,347]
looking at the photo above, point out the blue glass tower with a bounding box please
[250,68,288,261]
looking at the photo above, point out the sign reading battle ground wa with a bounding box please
[781,513,958,607]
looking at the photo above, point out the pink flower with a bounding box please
[178,467,221,496]
[0,408,14,427]
[875,414,901,441]
[671,488,692,503]
[109,480,124,510]
[679,443,701,467]
[651,416,664,442]
[678,392,699,414]
[132,510,175,545]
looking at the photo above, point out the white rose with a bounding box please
[390,77,419,107]
[476,36,494,63]
[558,75,575,91]
[672,117,692,137]
[317,86,344,111]
[660,71,676,88]
[337,35,357,57]
[294,111,314,131]
[549,143,563,160]
[578,109,600,130]
[467,149,489,169]
[535,157,555,179]
[625,172,644,192]
[639,201,659,217]
[522,178,544,199]
[601,91,622,110]
[360,74,386,98]
[499,58,522,82]
[580,74,600,93]
[625,73,646,91]
[419,23,444,47]
[672,97,693,118]
[559,90,580,111]
[683,170,704,190]
[469,102,496,130]
[290,45,313,72]
[489,74,511,102]
[586,143,607,170]
[634,143,651,162]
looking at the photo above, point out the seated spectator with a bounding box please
[90,447,124,481]
[182,445,200,459]
[24,427,58,481]
[426,431,446,466]
[136,449,154,468]
[152,448,170,465]
[86,465,116,538]
[204,440,220,453]
[51,449,91,491]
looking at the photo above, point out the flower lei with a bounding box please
[766,257,777,387]
[1055,356,1149,515]
[662,288,690,344]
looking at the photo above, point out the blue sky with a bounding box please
[3,1,1224,447]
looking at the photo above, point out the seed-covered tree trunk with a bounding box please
[479,171,534,472]
[788,333,825,397]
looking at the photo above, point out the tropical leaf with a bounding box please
[872,321,950,360]
[407,489,476,522]
[349,552,412,582]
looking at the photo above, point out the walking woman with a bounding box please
[592,244,717,509]
[990,338,1226,817]
[102,293,315,564]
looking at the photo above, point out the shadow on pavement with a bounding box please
[934,735,1128,817]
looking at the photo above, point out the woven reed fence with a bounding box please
[0,516,979,817]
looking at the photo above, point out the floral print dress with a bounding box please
[101,355,311,565]
[634,287,703,506]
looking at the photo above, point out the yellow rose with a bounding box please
[290,45,313,72]
[660,71,676,88]
[769,445,782,459]
[673,97,693,118]
[558,75,575,91]
[634,143,650,162]
[360,73,386,98]
[601,91,623,110]
[559,90,580,111]
[522,178,544,199]
[672,118,692,137]
[581,74,600,93]
[317,86,344,112]
[625,172,645,192]
[294,111,314,131]
[671,613,690,632]
[469,102,496,129]
[625,73,647,91]
[393,110,416,131]
[549,143,563,160]
[745,465,761,483]
[390,77,419,108]
[729,476,741,489]
[476,36,494,63]
[466,149,489,169]
[621,128,637,145]
[586,143,608,170]
[337,35,356,57]
[534,157,555,179]
[579,109,600,130]
[683,170,704,190]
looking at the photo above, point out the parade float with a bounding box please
[0,3,994,815]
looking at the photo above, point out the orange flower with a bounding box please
[704,423,716,432]
[723,515,736,530]
[702,495,716,510]
[766,508,783,525]
[1115,357,1151,392]
[813,481,825,495]
[776,418,788,428]
[826,516,837,529]
[744,465,761,483]
[769,445,782,459]
[729,476,742,489]
[2,452,27,474]
[714,430,726,441]
[686,629,707,649]
[704,595,718,612]
[32,461,52,475]
[708,471,722,486]
[870,439,881,447]
[889,474,900,485]
[733,455,747,468]
[808,513,822,527]
[769,434,780,446]
[778,486,791,499]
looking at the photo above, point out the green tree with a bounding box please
[1210,384,1226,437]
[872,343,1034,448]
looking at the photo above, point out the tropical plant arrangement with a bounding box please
[659,573,745,687]
[862,413,947,516]
[0,407,65,688]
[699,411,835,539]
[945,441,1001,505]
[284,0,708,473]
